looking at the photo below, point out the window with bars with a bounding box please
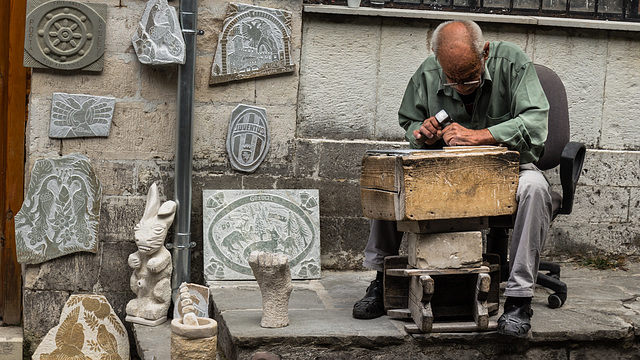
[305,0,640,21]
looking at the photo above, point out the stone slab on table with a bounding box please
[203,189,320,280]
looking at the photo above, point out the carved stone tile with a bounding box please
[203,189,320,281]
[15,153,102,264]
[172,283,210,320]
[209,3,295,85]
[32,294,129,360]
[132,0,185,65]
[24,0,107,72]
[49,92,115,138]
[226,104,270,173]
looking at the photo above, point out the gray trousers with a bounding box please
[363,164,553,298]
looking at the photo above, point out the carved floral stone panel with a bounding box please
[32,294,129,360]
[132,0,186,65]
[226,104,270,173]
[209,3,295,85]
[15,153,102,264]
[203,189,320,281]
[49,92,115,138]
[24,0,107,71]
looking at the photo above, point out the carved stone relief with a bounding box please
[132,0,186,65]
[172,283,209,320]
[209,3,295,85]
[49,92,115,138]
[226,104,270,173]
[15,153,102,264]
[32,294,129,360]
[24,0,107,71]
[203,189,320,281]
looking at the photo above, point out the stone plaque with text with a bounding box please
[203,189,320,281]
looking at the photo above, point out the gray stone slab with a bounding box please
[24,0,107,72]
[49,92,115,138]
[15,153,102,264]
[226,104,270,173]
[209,3,296,85]
[132,0,185,65]
[203,189,320,280]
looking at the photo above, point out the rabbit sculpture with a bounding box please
[125,183,177,326]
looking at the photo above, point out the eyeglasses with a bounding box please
[442,80,481,88]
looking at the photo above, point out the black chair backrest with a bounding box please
[533,64,570,171]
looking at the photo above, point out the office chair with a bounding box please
[486,64,586,309]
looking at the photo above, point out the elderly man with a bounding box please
[352,20,552,338]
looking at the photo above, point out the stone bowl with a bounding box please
[171,317,218,339]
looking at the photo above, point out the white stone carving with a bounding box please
[132,0,185,65]
[172,282,209,320]
[49,92,115,138]
[170,283,218,359]
[33,294,129,360]
[248,251,293,328]
[126,182,176,326]
[15,153,102,264]
[203,189,321,281]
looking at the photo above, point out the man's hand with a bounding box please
[412,116,443,146]
[442,123,497,146]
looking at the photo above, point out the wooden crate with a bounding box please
[360,147,519,221]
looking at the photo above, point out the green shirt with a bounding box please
[398,41,549,164]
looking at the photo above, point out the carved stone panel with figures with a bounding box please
[203,189,320,281]
[49,92,115,138]
[209,3,295,85]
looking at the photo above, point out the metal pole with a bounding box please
[172,0,197,301]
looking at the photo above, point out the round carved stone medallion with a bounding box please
[24,1,106,70]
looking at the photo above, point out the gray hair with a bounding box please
[431,20,484,60]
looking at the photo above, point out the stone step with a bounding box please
[0,326,23,360]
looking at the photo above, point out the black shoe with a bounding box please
[352,279,385,319]
[497,303,533,338]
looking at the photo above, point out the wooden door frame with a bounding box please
[1,0,28,325]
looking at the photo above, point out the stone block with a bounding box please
[33,294,129,360]
[203,189,320,280]
[140,62,178,101]
[62,102,176,160]
[23,290,70,341]
[600,38,640,150]
[579,150,640,187]
[297,17,379,139]
[0,326,23,360]
[29,53,139,98]
[105,3,145,54]
[193,103,235,161]
[377,19,430,140]
[92,160,135,196]
[27,95,61,157]
[531,30,608,148]
[195,56,254,104]
[15,154,102,264]
[195,9,221,54]
[99,242,137,292]
[49,92,115,138]
[569,185,630,223]
[407,231,483,269]
[317,141,372,181]
[546,221,640,256]
[99,196,145,243]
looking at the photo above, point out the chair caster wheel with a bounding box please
[549,273,560,280]
[548,293,565,309]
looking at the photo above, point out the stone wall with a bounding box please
[22,0,640,355]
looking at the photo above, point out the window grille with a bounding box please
[305,0,640,22]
